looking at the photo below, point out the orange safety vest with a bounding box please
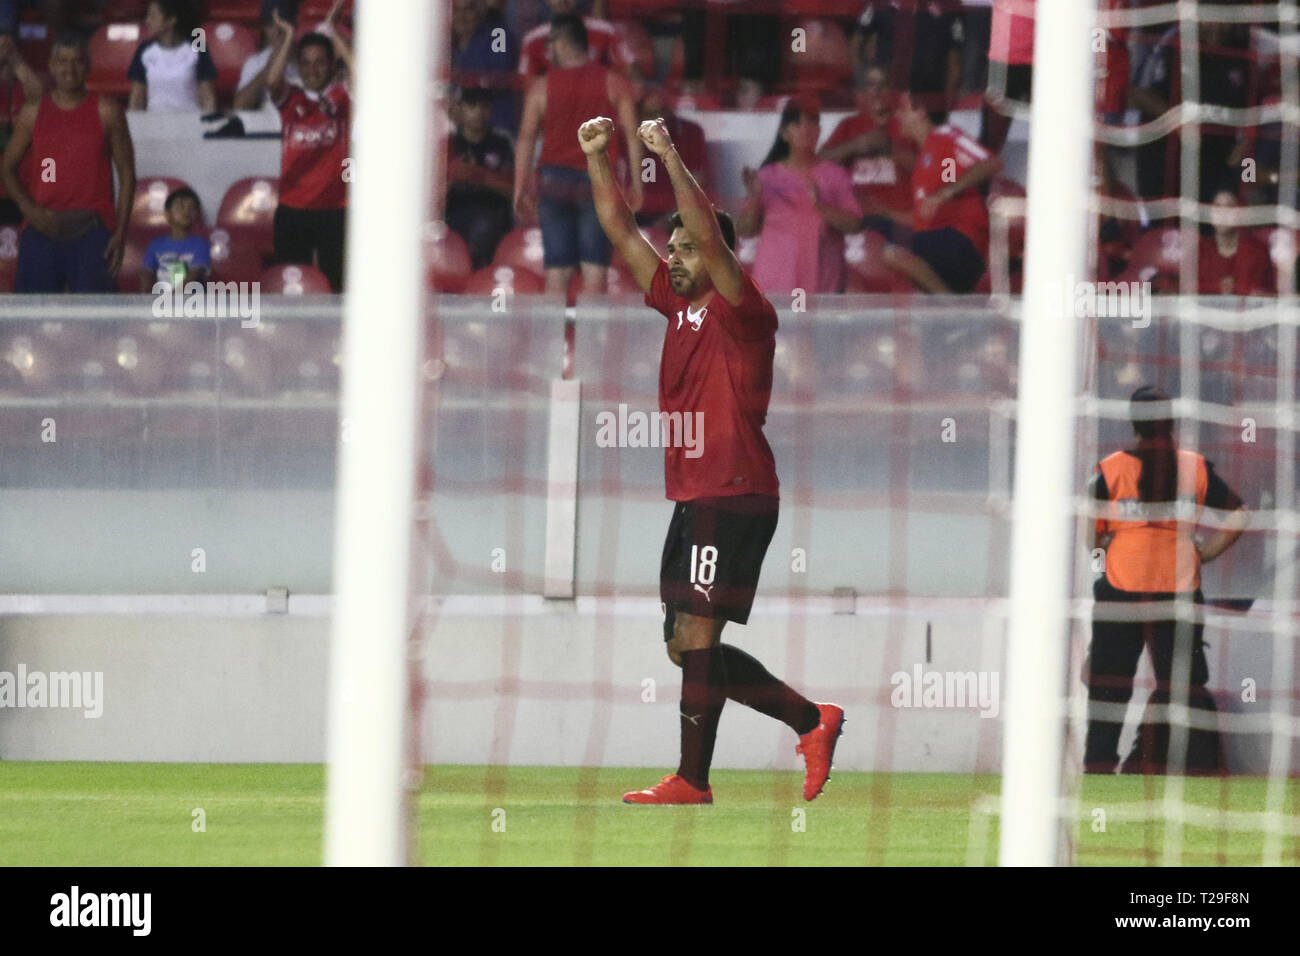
[1095,449,1208,593]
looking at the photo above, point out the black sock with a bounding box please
[677,648,726,789]
[717,644,820,735]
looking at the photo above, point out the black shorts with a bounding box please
[911,226,986,293]
[660,494,779,640]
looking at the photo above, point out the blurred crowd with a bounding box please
[0,0,1293,300]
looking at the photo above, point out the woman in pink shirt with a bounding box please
[736,96,863,296]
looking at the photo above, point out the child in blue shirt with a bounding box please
[140,187,211,291]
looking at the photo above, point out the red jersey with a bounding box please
[1198,233,1275,296]
[913,124,992,256]
[822,112,913,216]
[644,259,780,502]
[277,82,350,210]
[518,17,627,76]
[538,62,615,171]
[28,93,117,231]
[989,0,1035,65]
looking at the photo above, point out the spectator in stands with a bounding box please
[1095,144,1139,281]
[127,0,218,113]
[634,83,709,230]
[736,95,862,296]
[1198,188,1274,296]
[517,0,627,78]
[1,30,135,291]
[267,4,351,291]
[1131,9,1253,202]
[139,186,209,291]
[446,87,514,270]
[513,14,640,295]
[233,0,301,114]
[819,65,914,242]
[452,0,518,135]
[851,1,964,113]
[0,29,43,226]
[980,0,1034,155]
[882,93,1002,294]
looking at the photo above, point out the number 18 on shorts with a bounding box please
[659,494,779,638]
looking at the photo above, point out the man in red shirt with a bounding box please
[1198,188,1274,296]
[633,83,709,231]
[883,93,1002,293]
[582,111,845,806]
[1,29,135,292]
[267,4,351,291]
[0,29,43,226]
[516,0,628,78]
[513,15,640,295]
[818,65,915,241]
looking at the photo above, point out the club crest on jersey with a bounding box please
[676,304,707,332]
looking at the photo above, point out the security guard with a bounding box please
[1084,386,1248,774]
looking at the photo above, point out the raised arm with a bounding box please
[639,117,745,305]
[266,8,297,104]
[322,0,354,79]
[581,116,658,292]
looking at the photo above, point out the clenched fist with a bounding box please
[637,117,673,157]
[578,116,614,155]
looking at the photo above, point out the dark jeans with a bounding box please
[15,222,113,292]
[273,204,347,291]
[1085,577,1223,775]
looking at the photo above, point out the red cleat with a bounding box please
[622,774,713,805]
[796,703,845,801]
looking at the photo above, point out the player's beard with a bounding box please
[669,270,693,296]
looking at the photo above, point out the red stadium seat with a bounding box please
[779,0,862,14]
[608,0,678,14]
[87,23,145,98]
[201,21,258,98]
[206,1,261,24]
[17,21,52,72]
[464,264,545,295]
[217,176,279,230]
[217,177,278,259]
[843,230,908,293]
[259,263,333,294]
[427,223,473,292]
[208,227,267,283]
[100,0,148,18]
[0,225,19,293]
[492,226,546,279]
[130,176,196,235]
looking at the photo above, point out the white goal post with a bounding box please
[325,0,441,866]
[998,0,1096,866]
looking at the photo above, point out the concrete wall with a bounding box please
[1,597,1290,775]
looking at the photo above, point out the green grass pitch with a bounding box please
[0,763,1294,866]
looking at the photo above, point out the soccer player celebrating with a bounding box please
[579,112,845,805]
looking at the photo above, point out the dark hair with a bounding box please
[761,97,819,168]
[260,0,299,23]
[165,186,200,211]
[1130,385,1178,502]
[297,31,335,62]
[51,27,89,53]
[150,0,200,37]
[459,86,494,106]
[549,14,588,54]
[668,209,737,253]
